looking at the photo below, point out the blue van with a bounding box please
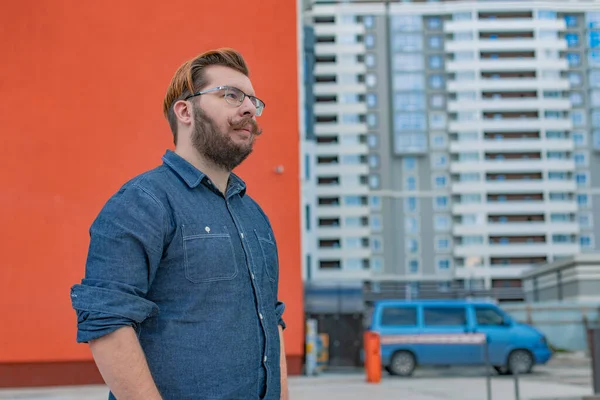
[368,299,552,376]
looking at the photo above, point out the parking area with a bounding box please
[0,356,594,400]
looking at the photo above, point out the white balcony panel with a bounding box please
[454,243,578,257]
[454,266,532,279]
[448,79,570,92]
[449,119,572,132]
[448,98,571,112]
[315,164,369,175]
[486,222,579,235]
[315,144,368,155]
[316,205,370,218]
[314,25,366,35]
[314,103,367,115]
[315,43,365,55]
[314,269,372,281]
[452,201,579,215]
[452,180,577,194]
[446,38,565,53]
[316,185,369,196]
[445,19,565,33]
[315,123,368,135]
[450,140,574,153]
[315,63,366,75]
[314,84,367,95]
[315,226,371,238]
[449,160,575,173]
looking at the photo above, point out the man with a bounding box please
[70,48,288,400]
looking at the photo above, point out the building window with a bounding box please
[436,236,451,251]
[403,156,417,171]
[569,72,582,86]
[365,53,376,68]
[405,176,417,191]
[577,194,589,207]
[371,215,382,231]
[371,257,383,272]
[405,217,419,234]
[432,134,447,148]
[364,15,375,29]
[367,113,378,128]
[433,174,448,189]
[365,34,375,48]
[579,213,593,228]
[565,15,578,27]
[427,16,442,29]
[408,259,420,274]
[370,195,381,210]
[434,196,449,210]
[366,74,377,88]
[436,258,451,270]
[580,235,593,248]
[576,172,589,187]
[429,113,446,129]
[574,152,588,166]
[429,55,443,69]
[367,134,378,148]
[432,153,448,168]
[405,197,418,213]
[366,94,378,108]
[429,74,444,89]
[371,236,383,252]
[567,53,581,66]
[428,35,442,49]
[571,110,586,127]
[369,174,380,189]
[573,131,586,146]
[570,92,583,106]
[434,215,451,231]
[566,33,579,47]
[406,238,419,254]
[430,94,445,109]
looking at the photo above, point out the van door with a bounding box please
[471,305,512,366]
[420,305,476,366]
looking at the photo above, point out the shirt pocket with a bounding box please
[254,229,278,283]
[182,224,238,283]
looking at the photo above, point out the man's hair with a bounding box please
[162,48,250,144]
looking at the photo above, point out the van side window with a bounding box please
[423,307,466,326]
[381,306,417,326]
[474,307,505,326]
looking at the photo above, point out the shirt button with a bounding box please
[259,313,263,320]
[264,356,268,363]
[240,233,244,239]
[251,272,255,280]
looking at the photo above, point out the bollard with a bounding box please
[591,326,600,394]
[364,331,382,383]
[513,366,520,400]
[483,339,492,400]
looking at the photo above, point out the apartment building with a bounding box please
[302,0,600,300]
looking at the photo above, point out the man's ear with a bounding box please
[173,100,193,127]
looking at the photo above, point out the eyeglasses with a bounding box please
[184,86,266,116]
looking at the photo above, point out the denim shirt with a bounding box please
[70,150,285,400]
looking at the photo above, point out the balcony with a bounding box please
[452,201,579,215]
[314,24,365,36]
[449,139,574,153]
[314,83,367,95]
[314,63,366,76]
[448,78,570,92]
[449,159,575,173]
[315,43,365,55]
[448,98,570,112]
[452,180,576,193]
[315,163,369,175]
[315,143,368,155]
[445,18,565,33]
[446,38,566,53]
[314,102,367,115]
[454,243,579,257]
[315,122,367,135]
[449,118,572,132]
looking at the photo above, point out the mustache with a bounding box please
[229,117,263,137]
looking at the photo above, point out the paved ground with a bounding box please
[0,355,595,400]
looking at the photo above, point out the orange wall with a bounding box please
[0,1,303,364]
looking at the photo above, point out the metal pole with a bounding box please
[483,339,492,400]
[513,365,520,400]
[592,327,600,394]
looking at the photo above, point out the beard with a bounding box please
[191,105,262,171]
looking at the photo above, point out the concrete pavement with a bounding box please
[0,356,595,400]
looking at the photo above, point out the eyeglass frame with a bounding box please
[183,85,266,116]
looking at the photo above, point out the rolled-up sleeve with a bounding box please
[275,300,286,330]
[70,182,167,343]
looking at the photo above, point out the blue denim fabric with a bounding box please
[70,150,286,400]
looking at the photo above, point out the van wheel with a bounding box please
[507,350,534,375]
[388,351,416,377]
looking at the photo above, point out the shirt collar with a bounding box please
[162,150,247,197]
